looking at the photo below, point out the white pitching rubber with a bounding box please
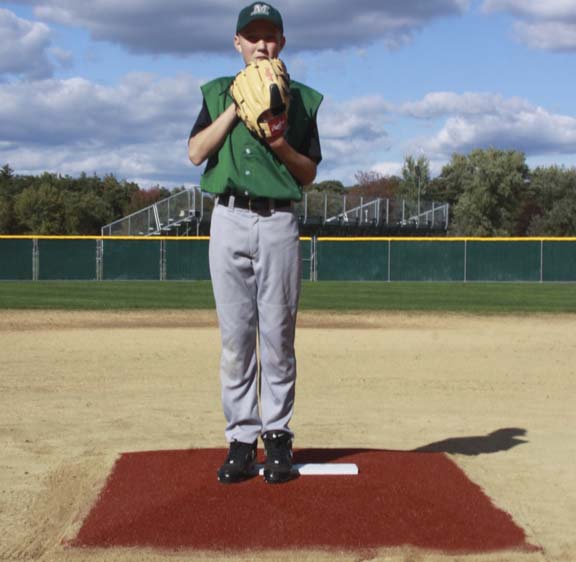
[257,463,359,476]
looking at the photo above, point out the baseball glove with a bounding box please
[230,58,290,141]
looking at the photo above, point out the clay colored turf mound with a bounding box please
[70,448,536,554]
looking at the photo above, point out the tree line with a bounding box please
[2,147,576,236]
[305,148,576,236]
[0,165,175,235]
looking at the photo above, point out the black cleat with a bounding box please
[262,430,294,484]
[217,440,257,484]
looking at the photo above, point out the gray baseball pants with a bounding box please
[209,197,301,445]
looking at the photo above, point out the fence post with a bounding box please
[463,239,468,282]
[32,238,39,281]
[160,240,166,281]
[387,239,391,282]
[540,239,544,283]
[310,236,318,281]
[96,239,103,281]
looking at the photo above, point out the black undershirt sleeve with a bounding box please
[189,100,212,139]
[301,118,322,164]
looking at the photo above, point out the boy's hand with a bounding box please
[230,58,290,141]
[260,106,287,142]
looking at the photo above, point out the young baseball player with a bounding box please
[188,2,323,484]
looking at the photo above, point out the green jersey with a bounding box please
[199,77,323,201]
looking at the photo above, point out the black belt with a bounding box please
[217,193,291,211]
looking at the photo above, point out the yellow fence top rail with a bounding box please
[1,235,576,242]
[316,237,576,242]
[0,235,211,241]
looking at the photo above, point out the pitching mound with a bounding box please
[69,448,536,555]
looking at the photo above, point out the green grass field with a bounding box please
[1,281,576,313]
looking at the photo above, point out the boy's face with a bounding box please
[234,20,285,65]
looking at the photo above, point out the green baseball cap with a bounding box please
[236,2,283,34]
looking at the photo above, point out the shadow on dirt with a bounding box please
[292,428,528,463]
[413,427,528,455]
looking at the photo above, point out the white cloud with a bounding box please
[513,21,576,51]
[400,92,532,119]
[0,73,203,145]
[317,95,393,179]
[482,0,576,20]
[483,0,576,51]
[370,160,403,177]
[5,68,575,189]
[10,0,471,55]
[0,140,197,188]
[320,95,392,140]
[0,8,54,79]
[0,70,395,186]
[48,46,74,69]
[0,73,204,185]
[406,92,576,158]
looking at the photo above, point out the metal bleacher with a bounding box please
[101,187,214,237]
[101,187,449,237]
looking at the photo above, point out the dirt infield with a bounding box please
[1,310,575,562]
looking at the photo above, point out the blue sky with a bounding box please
[1,0,575,188]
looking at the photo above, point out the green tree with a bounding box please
[0,164,14,181]
[427,156,468,207]
[0,197,12,233]
[0,164,15,233]
[526,166,576,236]
[100,174,140,217]
[65,192,113,235]
[400,155,430,202]
[444,148,529,236]
[304,179,346,194]
[0,168,182,234]
[14,183,67,234]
